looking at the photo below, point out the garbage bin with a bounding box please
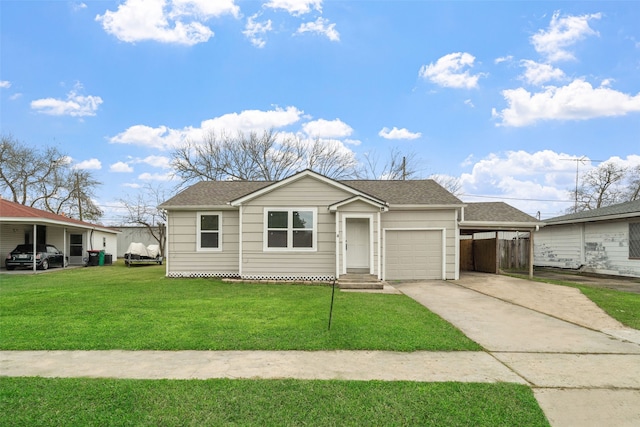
[87,250,100,266]
[98,250,105,266]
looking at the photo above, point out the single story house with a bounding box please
[534,199,640,278]
[0,198,119,269]
[160,169,542,282]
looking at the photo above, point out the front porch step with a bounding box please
[338,274,385,290]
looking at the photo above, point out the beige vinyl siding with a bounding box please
[167,210,240,275]
[381,209,457,279]
[240,176,349,279]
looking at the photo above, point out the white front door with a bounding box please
[346,218,369,271]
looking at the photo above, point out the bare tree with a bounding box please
[118,185,167,256]
[623,164,640,201]
[355,147,420,180]
[0,134,102,221]
[570,162,627,212]
[430,174,463,197]
[172,129,357,183]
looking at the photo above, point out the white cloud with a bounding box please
[378,127,421,140]
[96,0,239,45]
[110,106,304,150]
[493,79,640,127]
[74,158,102,170]
[464,99,475,108]
[531,11,601,62]
[109,124,194,150]
[201,106,304,133]
[141,155,172,168]
[110,161,134,173]
[494,56,513,64]
[9,93,22,101]
[296,17,339,41]
[419,52,484,89]
[520,60,566,85]
[243,14,272,48]
[31,86,103,117]
[72,2,87,11]
[265,0,322,16]
[138,172,174,181]
[0,81,11,88]
[302,118,352,138]
[459,150,584,218]
[343,138,361,146]
[459,151,640,219]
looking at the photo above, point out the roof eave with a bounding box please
[459,221,545,230]
[545,211,640,225]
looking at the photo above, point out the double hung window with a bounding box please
[265,208,316,250]
[198,212,221,251]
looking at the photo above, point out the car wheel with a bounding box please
[6,266,15,271]
[40,259,49,270]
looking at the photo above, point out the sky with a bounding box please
[1,0,639,224]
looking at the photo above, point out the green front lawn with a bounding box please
[0,264,480,351]
[0,377,549,427]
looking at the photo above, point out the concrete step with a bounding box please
[338,274,385,290]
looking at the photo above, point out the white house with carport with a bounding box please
[0,198,119,270]
[159,170,543,284]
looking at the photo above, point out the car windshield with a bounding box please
[13,244,48,253]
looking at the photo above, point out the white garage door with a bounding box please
[385,230,443,280]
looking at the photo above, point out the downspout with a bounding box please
[165,210,170,277]
[335,210,339,280]
[238,205,243,278]
[377,210,381,280]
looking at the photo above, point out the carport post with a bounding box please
[32,224,37,273]
[529,230,534,278]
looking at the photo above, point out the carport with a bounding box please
[0,198,119,271]
[459,202,544,278]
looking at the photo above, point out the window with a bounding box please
[630,223,640,259]
[198,212,221,251]
[265,208,316,251]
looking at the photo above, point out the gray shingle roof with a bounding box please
[463,202,540,223]
[543,199,640,224]
[160,178,463,208]
[160,181,272,207]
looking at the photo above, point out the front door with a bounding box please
[346,218,370,271]
[69,233,84,265]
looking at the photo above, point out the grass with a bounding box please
[0,377,550,426]
[508,273,640,330]
[0,263,480,351]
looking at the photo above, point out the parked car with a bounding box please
[5,244,67,270]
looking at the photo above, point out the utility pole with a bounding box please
[402,156,406,180]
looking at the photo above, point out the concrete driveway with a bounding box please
[395,273,640,427]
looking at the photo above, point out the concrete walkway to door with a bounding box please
[395,273,640,427]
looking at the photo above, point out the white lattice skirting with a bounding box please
[167,271,335,282]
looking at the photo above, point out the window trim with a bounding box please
[630,222,640,260]
[263,207,317,252]
[197,211,222,252]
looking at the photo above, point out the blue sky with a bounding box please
[1,0,639,224]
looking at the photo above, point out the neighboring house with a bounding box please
[534,200,640,278]
[0,198,119,269]
[160,170,542,281]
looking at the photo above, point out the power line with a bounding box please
[460,193,574,203]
